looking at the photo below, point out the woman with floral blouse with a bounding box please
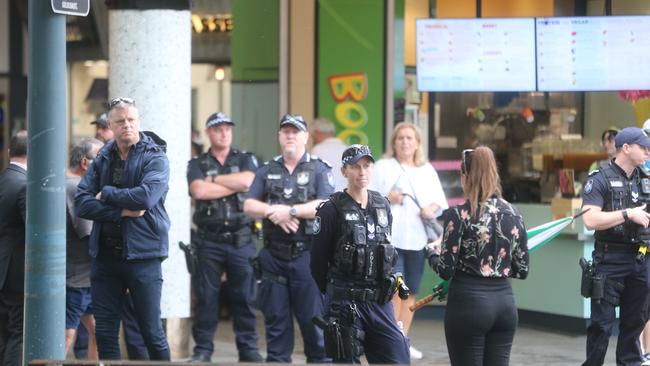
[427,146,529,366]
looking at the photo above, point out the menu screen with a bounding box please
[537,16,650,91]
[416,18,536,92]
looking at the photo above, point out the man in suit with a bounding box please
[0,130,27,366]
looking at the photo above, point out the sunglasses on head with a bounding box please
[461,149,474,175]
[108,97,136,109]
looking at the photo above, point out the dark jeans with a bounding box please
[583,250,650,366]
[257,248,327,363]
[91,256,170,360]
[192,236,259,357]
[0,294,23,366]
[122,293,149,360]
[445,272,517,366]
[74,293,149,360]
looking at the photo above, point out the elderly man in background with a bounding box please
[65,138,104,359]
[311,117,347,192]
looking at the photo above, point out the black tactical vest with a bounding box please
[263,156,319,243]
[327,190,395,288]
[193,150,252,231]
[594,161,641,244]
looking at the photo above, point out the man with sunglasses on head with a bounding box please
[244,114,334,363]
[186,112,263,363]
[581,127,650,366]
[75,97,171,360]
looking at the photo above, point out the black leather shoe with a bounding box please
[190,353,211,362]
[239,350,264,363]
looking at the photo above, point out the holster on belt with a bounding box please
[313,313,364,362]
[179,241,198,276]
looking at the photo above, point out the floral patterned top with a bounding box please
[434,196,529,280]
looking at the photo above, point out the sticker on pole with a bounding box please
[51,0,90,17]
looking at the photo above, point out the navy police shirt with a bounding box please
[246,152,335,202]
[186,148,258,186]
[582,159,642,209]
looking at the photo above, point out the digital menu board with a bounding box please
[537,16,650,91]
[416,18,536,92]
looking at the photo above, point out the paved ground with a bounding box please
[200,309,617,365]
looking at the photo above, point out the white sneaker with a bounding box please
[409,346,423,360]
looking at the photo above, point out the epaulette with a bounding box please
[273,155,282,162]
[310,154,333,168]
[588,169,599,176]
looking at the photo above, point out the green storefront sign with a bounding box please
[317,0,385,155]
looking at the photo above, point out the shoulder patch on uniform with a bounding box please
[584,179,593,194]
[312,216,321,234]
[327,171,335,188]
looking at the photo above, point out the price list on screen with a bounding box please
[537,16,650,91]
[416,18,536,92]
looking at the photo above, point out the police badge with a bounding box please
[283,187,293,199]
[297,172,310,185]
[312,216,321,234]
[376,209,388,227]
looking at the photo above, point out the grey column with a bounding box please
[24,0,66,364]
[108,7,191,321]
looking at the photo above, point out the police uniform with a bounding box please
[311,190,410,364]
[582,158,650,366]
[246,151,334,363]
[186,112,262,362]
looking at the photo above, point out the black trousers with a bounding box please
[0,293,23,366]
[444,272,517,366]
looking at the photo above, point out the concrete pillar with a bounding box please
[108,5,191,358]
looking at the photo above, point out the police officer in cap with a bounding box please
[186,112,263,362]
[582,127,650,366]
[310,144,410,364]
[244,114,333,363]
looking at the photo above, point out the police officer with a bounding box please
[311,144,410,364]
[582,127,650,366]
[244,114,333,363]
[186,112,263,362]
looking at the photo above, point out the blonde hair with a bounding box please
[462,146,502,217]
[385,122,427,166]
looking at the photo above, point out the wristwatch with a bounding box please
[290,206,297,217]
[622,209,629,222]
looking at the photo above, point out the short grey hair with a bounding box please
[69,137,104,168]
[311,117,336,135]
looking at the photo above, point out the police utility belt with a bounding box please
[265,240,310,260]
[197,226,251,247]
[326,284,380,303]
[594,241,640,253]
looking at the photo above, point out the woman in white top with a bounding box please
[370,122,448,360]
